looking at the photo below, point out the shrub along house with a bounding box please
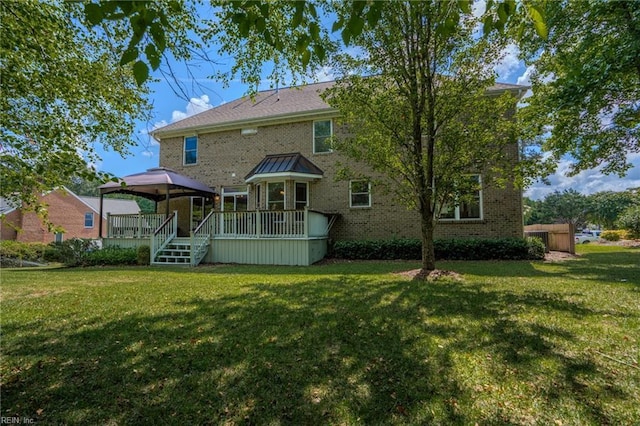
[101,81,525,266]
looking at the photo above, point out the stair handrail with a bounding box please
[190,209,214,266]
[151,211,177,264]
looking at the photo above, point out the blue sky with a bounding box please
[96,39,640,201]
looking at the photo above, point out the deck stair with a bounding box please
[154,237,194,265]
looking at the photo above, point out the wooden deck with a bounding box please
[102,210,330,266]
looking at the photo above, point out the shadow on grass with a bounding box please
[2,274,636,424]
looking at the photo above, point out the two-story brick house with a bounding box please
[147,81,525,264]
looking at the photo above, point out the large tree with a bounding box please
[0,1,151,223]
[541,189,589,227]
[587,189,639,229]
[323,2,524,275]
[516,0,640,176]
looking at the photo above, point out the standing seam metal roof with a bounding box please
[245,153,324,180]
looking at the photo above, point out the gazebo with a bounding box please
[98,167,217,238]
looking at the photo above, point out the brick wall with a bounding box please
[1,209,21,240]
[15,190,103,243]
[158,119,523,241]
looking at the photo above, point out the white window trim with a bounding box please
[439,175,484,221]
[266,181,286,210]
[349,180,371,208]
[84,212,94,228]
[313,119,333,154]
[294,181,309,209]
[221,186,249,212]
[54,232,64,243]
[183,135,198,166]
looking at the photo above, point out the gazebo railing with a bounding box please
[106,213,166,238]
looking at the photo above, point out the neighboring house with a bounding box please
[0,188,140,243]
[151,81,525,244]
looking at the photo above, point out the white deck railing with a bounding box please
[105,210,329,241]
[106,213,166,238]
[212,210,328,238]
[150,212,177,263]
[190,210,214,266]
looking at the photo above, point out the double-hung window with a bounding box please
[184,136,198,165]
[313,120,333,153]
[349,180,371,208]
[84,212,94,228]
[267,182,285,210]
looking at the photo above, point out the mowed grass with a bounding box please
[1,245,638,425]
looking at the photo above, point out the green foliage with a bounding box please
[324,1,524,271]
[523,197,553,225]
[137,245,151,265]
[0,1,150,225]
[0,241,48,263]
[517,0,640,176]
[332,238,544,261]
[525,236,546,260]
[82,1,538,89]
[617,205,640,238]
[600,230,623,242]
[44,239,100,267]
[587,189,639,229]
[43,240,137,266]
[525,188,639,227]
[85,247,138,266]
[540,189,589,226]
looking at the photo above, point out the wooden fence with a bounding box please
[524,223,575,254]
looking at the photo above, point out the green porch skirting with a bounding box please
[102,238,151,250]
[207,238,327,266]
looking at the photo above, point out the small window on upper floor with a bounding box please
[184,135,198,165]
[84,212,94,228]
[313,120,333,153]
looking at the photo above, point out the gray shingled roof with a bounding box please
[81,197,140,216]
[152,81,336,138]
[152,80,529,138]
[245,153,324,182]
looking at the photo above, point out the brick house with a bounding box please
[101,80,525,266]
[0,188,140,243]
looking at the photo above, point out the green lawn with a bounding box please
[1,245,638,425]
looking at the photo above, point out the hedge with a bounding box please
[331,237,546,261]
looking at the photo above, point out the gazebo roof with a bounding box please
[99,167,217,202]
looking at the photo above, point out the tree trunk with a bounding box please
[420,205,437,273]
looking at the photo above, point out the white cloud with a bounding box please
[149,94,214,133]
[517,65,534,86]
[150,120,168,131]
[472,0,486,18]
[171,94,213,122]
[494,44,522,80]
[315,66,334,82]
[525,153,640,200]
